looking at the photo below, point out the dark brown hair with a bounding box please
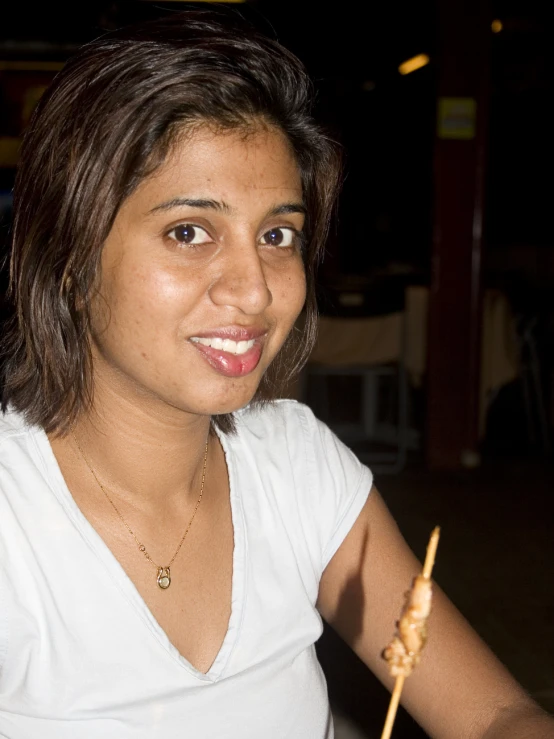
[1,9,341,435]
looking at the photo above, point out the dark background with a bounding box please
[1,1,552,268]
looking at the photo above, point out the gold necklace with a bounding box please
[72,433,208,590]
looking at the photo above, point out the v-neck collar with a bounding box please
[29,423,247,683]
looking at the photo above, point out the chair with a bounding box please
[517,314,551,454]
[300,282,411,474]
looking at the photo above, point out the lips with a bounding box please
[189,327,267,378]
[190,337,256,356]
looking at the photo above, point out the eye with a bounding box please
[167,223,212,246]
[260,227,298,248]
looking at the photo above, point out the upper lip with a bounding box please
[188,325,268,341]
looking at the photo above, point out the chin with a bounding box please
[179,381,261,418]
[207,392,259,417]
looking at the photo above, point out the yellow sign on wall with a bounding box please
[437,97,477,140]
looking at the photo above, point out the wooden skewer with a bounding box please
[422,526,440,580]
[380,674,405,739]
[379,527,441,739]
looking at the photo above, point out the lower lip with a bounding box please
[190,340,264,378]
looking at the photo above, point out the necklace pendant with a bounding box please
[157,567,171,590]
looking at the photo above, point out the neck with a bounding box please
[66,376,213,513]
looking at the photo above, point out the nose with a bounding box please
[208,243,272,315]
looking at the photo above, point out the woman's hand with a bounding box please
[317,487,554,739]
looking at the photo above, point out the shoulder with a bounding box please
[232,399,338,468]
[0,409,43,495]
[233,399,315,442]
[232,401,373,571]
[233,400,370,485]
[0,407,30,438]
[232,399,371,482]
[0,408,34,458]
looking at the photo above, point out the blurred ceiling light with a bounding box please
[491,19,503,33]
[398,53,430,76]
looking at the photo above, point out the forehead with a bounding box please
[136,124,303,210]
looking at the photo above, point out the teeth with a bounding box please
[191,337,255,355]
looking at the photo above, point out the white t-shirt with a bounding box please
[0,400,372,739]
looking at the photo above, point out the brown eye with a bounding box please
[261,227,295,247]
[174,224,196,243]
[167,223,211,246]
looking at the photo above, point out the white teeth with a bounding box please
[190,337,255,355]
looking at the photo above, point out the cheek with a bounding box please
[105,261,201,325]
[277,263,306,314]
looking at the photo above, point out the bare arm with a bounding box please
[483,706,554,739]
[317,487,554,739]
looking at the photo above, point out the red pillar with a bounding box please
[426,0,491,469]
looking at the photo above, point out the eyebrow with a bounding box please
[149,198,233,215]
[148,197,307,218]
[267,203,307,218]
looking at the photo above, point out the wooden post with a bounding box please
[426,0,491,469]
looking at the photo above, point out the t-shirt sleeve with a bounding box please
[0,564,8,672]
[0,484,11,673]
[292,402,374,575]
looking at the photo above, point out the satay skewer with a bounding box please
[380,673,406,739]
[380,527,441,739]
[422,527,440,580]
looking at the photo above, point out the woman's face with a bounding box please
[90,124,307,418]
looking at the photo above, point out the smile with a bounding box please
[190,337,256,356]
[188,330,266,378]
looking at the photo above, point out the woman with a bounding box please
[0,10,552,739]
